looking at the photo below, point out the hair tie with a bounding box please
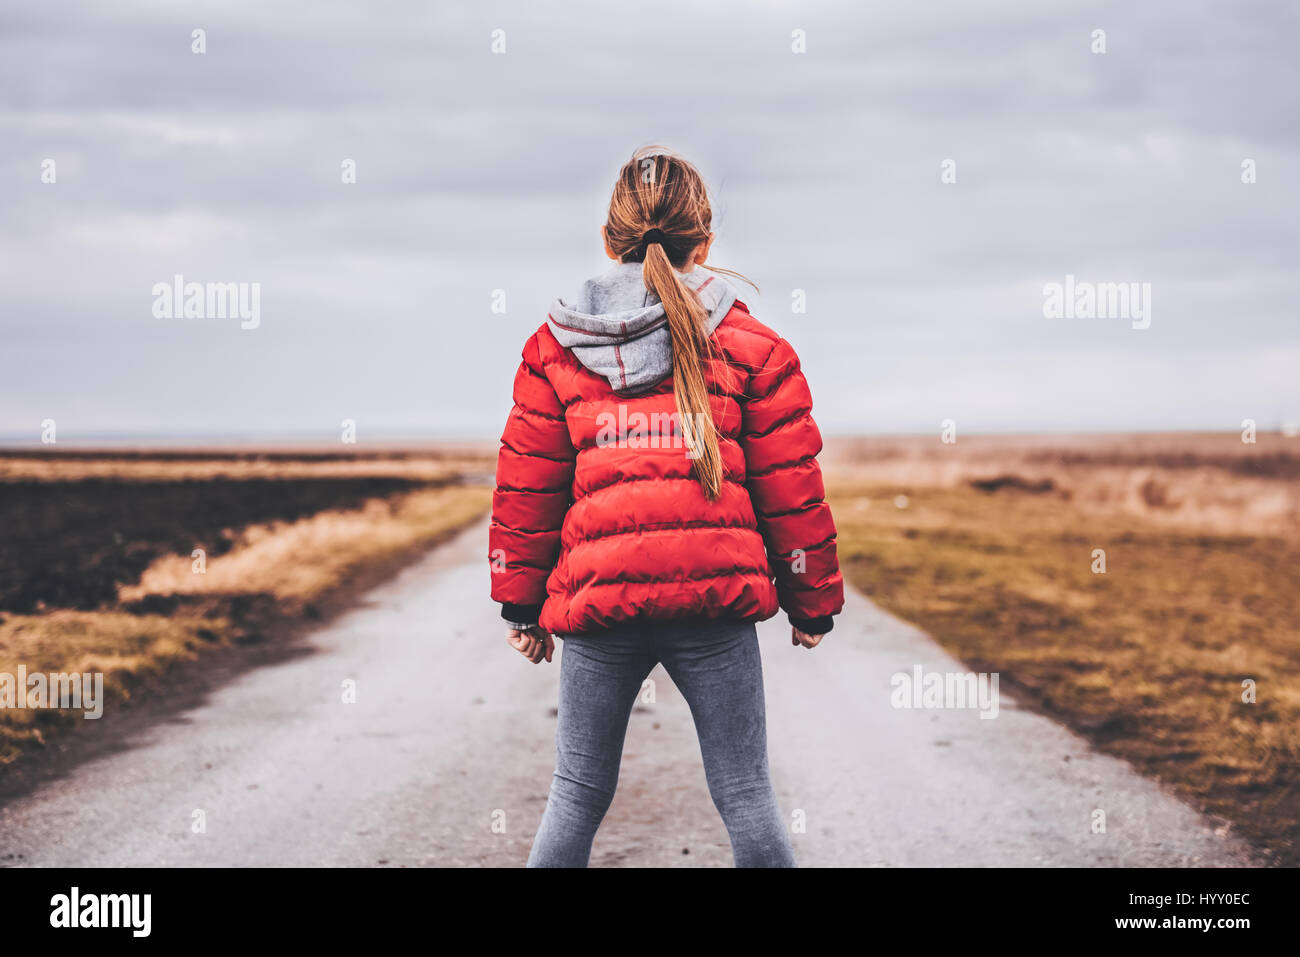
[641,228,667,246]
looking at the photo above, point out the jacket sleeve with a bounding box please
[739,337,844,634]
[488,333,575,624]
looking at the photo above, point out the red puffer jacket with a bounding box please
[489,294,844,636]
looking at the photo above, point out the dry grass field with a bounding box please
[4,435,1297,864]
[823,432,1300,864]
[0,449,494,767]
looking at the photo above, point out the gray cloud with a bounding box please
[1,0,1297,441]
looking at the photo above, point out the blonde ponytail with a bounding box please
[603,146,748,501]
[641,242,723,500]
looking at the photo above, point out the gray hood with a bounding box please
[548,261,738,394]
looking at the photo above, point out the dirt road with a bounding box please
[0,522,1258,866]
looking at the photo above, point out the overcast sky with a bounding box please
[1,0,1296,443]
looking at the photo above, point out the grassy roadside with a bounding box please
[828,480,1300,865]
[0,481,491,768]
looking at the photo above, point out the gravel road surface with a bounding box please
[0,521,1258,867]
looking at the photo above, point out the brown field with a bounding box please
[0,449,494,768]
[0,445,494,483]
[823,432,1300,536]
[4,436,1298,865]
[823,432,1300,864]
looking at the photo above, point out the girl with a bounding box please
[489,147,844,867]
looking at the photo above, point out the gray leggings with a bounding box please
[527,618,796,868]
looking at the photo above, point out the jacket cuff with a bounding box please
[789,613,834,636]
[500,602,543,626]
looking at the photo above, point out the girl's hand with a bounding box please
[791,627,825,649]
[508,625,554,664]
